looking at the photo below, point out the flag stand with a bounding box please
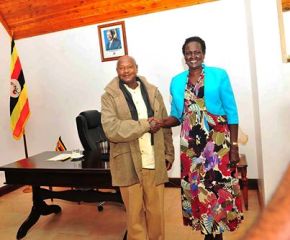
[22,130,32,193]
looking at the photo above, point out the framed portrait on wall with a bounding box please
[98,21,128,62]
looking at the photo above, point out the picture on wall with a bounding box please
[98,21,128,62]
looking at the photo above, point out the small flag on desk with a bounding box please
[55,136,67,151]
[10,38,31,140]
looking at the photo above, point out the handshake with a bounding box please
[148,117,164,133]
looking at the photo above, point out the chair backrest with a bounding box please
[76,110,107,151]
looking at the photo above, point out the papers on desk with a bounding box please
[47,153,84,161]
[70,152,84,159]
[48,153,72,161]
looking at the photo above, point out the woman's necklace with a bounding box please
[188,69,204,96]
[189,68,203,85]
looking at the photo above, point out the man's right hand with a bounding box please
[148,117,162,133]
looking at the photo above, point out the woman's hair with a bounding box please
[182,36,206,55]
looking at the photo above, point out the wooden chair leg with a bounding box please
[240,167,248,210]
[238,154,248,211]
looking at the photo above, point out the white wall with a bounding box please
[248,0,290,203]
[0,0,288,203]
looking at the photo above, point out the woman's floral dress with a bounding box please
[180,69,243,235]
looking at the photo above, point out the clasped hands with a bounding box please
[148,117,163,133]
[148,117,172,171]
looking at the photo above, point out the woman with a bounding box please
[161,36,243,240]
[106,29,121,50]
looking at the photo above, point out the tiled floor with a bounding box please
[0,187,260,240]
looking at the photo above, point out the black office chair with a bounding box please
[76,110,111,211]
[76,110,107,151]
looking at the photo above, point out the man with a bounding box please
[101,55,174,240]
[106,29,121,50]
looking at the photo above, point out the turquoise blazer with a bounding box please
[170,64,239,124]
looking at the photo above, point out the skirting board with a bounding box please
[0,184,22,197]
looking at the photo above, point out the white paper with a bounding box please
[70,153,84,159]
[47,153,72,161]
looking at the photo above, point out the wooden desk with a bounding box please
[0,151,124,240]
[237,154,248,210]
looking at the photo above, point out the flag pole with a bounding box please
[22,129,31,193]
[23,131,28,158]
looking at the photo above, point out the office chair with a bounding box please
[76,110,112,211]
[76,110,107,151]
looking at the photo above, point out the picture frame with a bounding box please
[98,21,128,62]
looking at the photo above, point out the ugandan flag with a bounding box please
[55,136,67,151]
[10,39,31,140]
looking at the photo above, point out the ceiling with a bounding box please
[283,0,290,10]
[0,0,215,40]
[0,0,289,40]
